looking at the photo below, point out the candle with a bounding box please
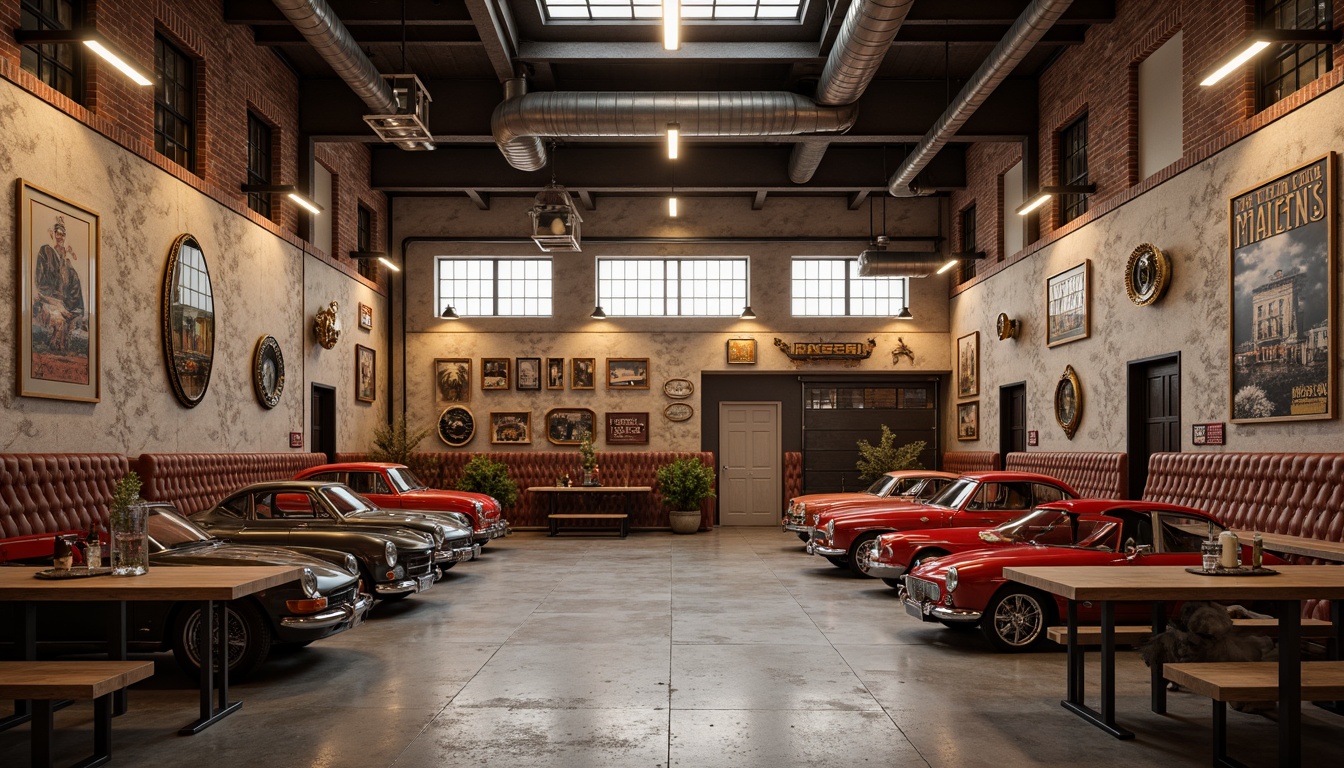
[1218,530,1240,569]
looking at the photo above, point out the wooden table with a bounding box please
[1232,531,1344,563]
[0,565,301,735]
[526,486,652,538]
[1004,565,1344,767]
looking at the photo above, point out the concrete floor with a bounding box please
[4,527,1344,767]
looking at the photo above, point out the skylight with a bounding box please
[541,0,803,22]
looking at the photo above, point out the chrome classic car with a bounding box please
[295,462,509,545]
[781,470,958,542]
[0,504,371,678]
[805,472,1078,577]
[902,499,1283,652]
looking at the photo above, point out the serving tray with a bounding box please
[34,566,113,580]
[1183,566,1279,577]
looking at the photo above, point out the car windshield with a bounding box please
[147,507,214,552]
[319,485,380,516]
[978,508,1075,545]
[386,467,425,493]
[865,476,897,496]
[927,478,979,510]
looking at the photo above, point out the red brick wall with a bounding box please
[315,141,387,277]
[949,142,1024,266]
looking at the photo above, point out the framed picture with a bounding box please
[355,344,376,402]
[664,402,694,422]
[1055,365,1082,440]
[358,302,373,331]
[1046,260,1090,347]
[606,357,650,388]
[606,412,650,444]
[664,378,694,398]
[482,358,510,390]
[434,358,471,404]
[516,357,541,390]
[546,357,565,390]
[161,233,215,408]
[571,357,596,390]
[253,335,284,409]
[17,179,101,402]
[1229,153,1335,423]
[726,338,757,364]
[437,406,475,447]
[956,401,979,441]
[490,411,532,444]
[956,331,979,398]
[546,408,597,445]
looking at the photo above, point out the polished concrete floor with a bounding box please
[4,527,1344,767]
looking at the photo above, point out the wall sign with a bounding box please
[1192,423,1226,446]
[1027,430,1039,447]
[773,337,876,366]
[289,432,304,448]
[606,412,650,444]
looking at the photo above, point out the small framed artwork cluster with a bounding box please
[434,357,652,402]
[439,408,652,448]
[955,331,979,441]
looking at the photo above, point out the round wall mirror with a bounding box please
[161,234,215,408]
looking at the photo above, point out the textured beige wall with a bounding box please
[0,79,384,455]
[949,82,1344,453]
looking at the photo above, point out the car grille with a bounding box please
[403,551,433,578]
[905,576,940,604]
[327,585,357,606]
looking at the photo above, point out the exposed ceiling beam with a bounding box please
[223,0,473,24]
[818,0,856,55]
[463,0,518,81]
[847,191,870,210]
[516,42,822,63]
[753,191,768,210]
[252,25,480,46]
[575,190,596,211]
[465,190,490,210]
[904,0,1115,25]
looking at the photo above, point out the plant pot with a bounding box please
[110,501,151,576]
[668,510,701,534]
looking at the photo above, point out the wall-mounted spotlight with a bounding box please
[350,250,400,273]
[739,305,756,320]
[591,306,608,320]
[15,29,152,86]
[1015,185,1096,216]
[1200,28,1340,86]
[440,305,459,320]
[243,184,323,215]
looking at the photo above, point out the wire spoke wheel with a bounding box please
[982,588,1049,652]
[172,601,271,679]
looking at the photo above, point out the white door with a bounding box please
[719,402,781,526]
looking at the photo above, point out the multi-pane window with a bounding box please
[1059,114,1089,224]
[154,35,195,171]
[437,258,552,317]
[20,0,79,101]
[356,205,377,280]
[1259,0,1333,108]
[791,258,909,317]
[246,112,272,218]
[959,205,977,283]
[541,0,802,21]
[597,258,747,317]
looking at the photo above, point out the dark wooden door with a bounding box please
[800,381,938,493]
[1000,383,1026,457]
[1128,357,1180,498]
[311,384,337,462]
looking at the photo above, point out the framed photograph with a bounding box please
[956,331,979,398]
[664,402,694,422]
[490,411,532,444]
[434,358,471,404]
[161,233,215,408]
[1055,364,1082,440]
[1046,260,1090,347]
[437,406,475,447]
[358,302,373,330]
[664,378,694,398]
[571,357,596,390]
[546,408,597,445]
[17,180,100,402]
[726,338,757,364]
[355,344,376,402]
[482,358,510,390]
[606,412,650,445]
[516,357,541,390]
[606,357,650,389]
[546,357,565,390]
[1229,153,1335,423]
[956,401,979,441]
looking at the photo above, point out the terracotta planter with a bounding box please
[668,510,701,534]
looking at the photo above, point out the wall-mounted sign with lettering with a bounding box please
[606,412,649,444]
[772,337,876,366]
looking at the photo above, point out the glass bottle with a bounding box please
[85,526,102,569]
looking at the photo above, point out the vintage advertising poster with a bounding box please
[1045,260,1090,347]
[1229,153,1335,422]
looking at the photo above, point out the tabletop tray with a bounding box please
[1183,566,1279,577]
[34,567,113,580]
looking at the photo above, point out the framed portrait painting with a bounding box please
[482,358,510,390]
[358,302,373,331]
[571,357,596,390]
[1229,153,1335,423]
[1046,260,1090,347]
[956,401,979,441]
[546,357,565,390]
[516,357,541,391]
[490,411,531,444]
[355,344,376,402]
[434,358,470,404]
[956,331,979,398]
[546,408,596,445]
[17,180,100,402]
[606,357,649,389]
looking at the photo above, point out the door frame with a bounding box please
[1125,352,1181,500]
[717,401,782,526]
[310,383,337,462]
[999,380,1027,460]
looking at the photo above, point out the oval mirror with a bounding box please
[161,234,215,408]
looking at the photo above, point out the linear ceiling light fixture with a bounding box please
[349,250,400,272]
[666,123,680,159]
[15,29,152,86]
[668,196,679,217]
[663,0,680,51]
[1200,29,1340,86]
[242,184,323,215]
[1015,185,1096,216]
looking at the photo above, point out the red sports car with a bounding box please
[296,463,509,545]
[805,472,1078,577]
[902,499,1282,652]
[782,470,958,541]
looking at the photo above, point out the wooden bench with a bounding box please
[1164,661,1344,768]
[0,660,155,768]
[1046,618,1335,646]
[548,514,630,538]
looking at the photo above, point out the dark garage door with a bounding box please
[802,380,939,494]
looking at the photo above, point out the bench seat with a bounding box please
[1046,618,1334,646]
[547,514,630,538]
[1163,660,1344,702]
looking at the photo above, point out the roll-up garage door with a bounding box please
[801,379,940,494]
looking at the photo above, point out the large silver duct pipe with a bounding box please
[492,87,858,172]
[888,0,1074,196]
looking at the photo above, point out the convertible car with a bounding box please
[902,499,1283,652]
[781,470,958,542]
[805,472,1078,577]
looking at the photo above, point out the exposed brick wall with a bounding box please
[315,141,387,285]
[949,142,1024,267]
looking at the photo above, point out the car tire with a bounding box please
[881,578,905,590]
[824,555,848,569]
[980,586,1053,653]
[171,600,272,680]
[847,533,882,578]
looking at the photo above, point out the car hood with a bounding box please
[911,544,1121,582]
[821,502,937,529]
[792,492,879,508]
[388,507,475,533]
[877,526,991,549]
[153,542,357,592]
[195,515,435,551]
[350,511,470,541]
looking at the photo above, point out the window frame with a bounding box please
[789,257,910,318]
[959,204,978,283]
[539,0,803,22]
[1058,113,1089,225]
[1257,0,1334,110]
[435,256,554,318]
[356,204,377,280]
[595,257,749,318]
[19,0,81,102]
[246,111,273,218]
[154,34,196,172]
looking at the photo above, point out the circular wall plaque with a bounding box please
[663,378,695,399]
[437,406,476,447]
[1124,243,1171,306]
[252,335,284,409]
[664,402,694,422]
[161,233,215,408]
[1054,365,1082,440]
[995,312,1020,341]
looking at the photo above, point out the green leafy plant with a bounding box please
[370,417,432,465]
[109,470,143,528]
[456,455,519,509]
[578,431,597,471]
[856,428,925,482]
[656,457,716,511]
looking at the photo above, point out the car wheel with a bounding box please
[824,555,848,569]
[847,533,882,578]
[881,578,905,590]
[171,600,272,680]
[909,549,948,571]
[981,586,1053,653]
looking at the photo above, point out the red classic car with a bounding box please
[805,472,1078,577]
[296,462,509,545]
[902,499,1283,652]
[781,470,958,542]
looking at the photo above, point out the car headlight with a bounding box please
[432,527,445,546]
[344,554,358,576]
[826,520,835,540]
[473,500,484,514]
[945,567,958,594]
[300,568,319,598]
[796,502,806,515]
[385,541,398,567]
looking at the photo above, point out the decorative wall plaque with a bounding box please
[772,337,876,366]
[253,335,284,409]
[437,406,475,447]
[1054,365,1082,440]
[1124,243,1171,306]
[314,301,341,349]
[664,402,694,422]
[996,312,1020,340]
[663,378,694,398]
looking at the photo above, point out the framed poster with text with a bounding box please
[1045,260,1090,347]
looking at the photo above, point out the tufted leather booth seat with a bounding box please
[942,451,1000,474]
[133,453,329,516]
[1005,452,1128,499]
[0,454,129,558]
[1142,452,1344,621]
[784,452,803,503]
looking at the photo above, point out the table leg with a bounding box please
[32,698,53,768]
[179,599,242,735]
[106,602,127,716]
[1318,600,1344,716]
[1066,600,1083,704]
[1061,599,1134,739]
[1151,601,1167,714]
[0,603,36,732]
[1278,600,1301,768]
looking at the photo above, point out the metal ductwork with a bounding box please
[888,0,1074,196]
[788,0,915,183]
[857,250,949,278]
[492,85,858,172]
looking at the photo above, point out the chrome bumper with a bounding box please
[782,522,809,533]
[434,543,480,564]
[865,562,907,579]
[805,539,846,557]
[903,596,982,624]
[280,593,373,630]
[375,572,434,596]
[474,520,511,543]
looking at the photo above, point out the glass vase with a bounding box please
[111,502,150,576]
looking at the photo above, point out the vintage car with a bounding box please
[902,499,1284,652]
[189,482,444,600]
[0,503,372,678]
[781,470,958,542]
[805,472,1078,577]
[295,462,509,545]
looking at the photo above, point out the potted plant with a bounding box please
[578,431,599,486]
[855,429,926,482]
[656,457,716,534]
[456,455,519,509]
[109,470,149,575]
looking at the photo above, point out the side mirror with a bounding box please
[1127,543,1154,557]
